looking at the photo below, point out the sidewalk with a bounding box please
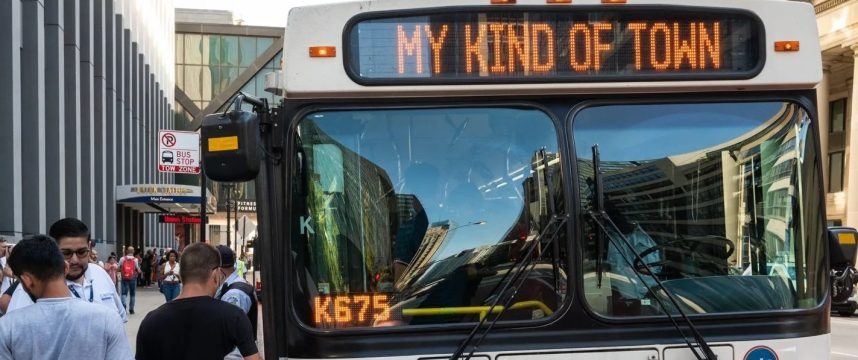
[123,285,265,355]
[123,285,165,352]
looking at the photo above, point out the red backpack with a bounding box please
[121,257,136,281]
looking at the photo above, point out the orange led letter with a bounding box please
[353,295,371,322]
[673,22,697,70]
[334,296,352,323]
[628,22,647,70]
[507,22,531,73]
[649,22,671,71]
[425,24,449,74]
[397,24,423,74]
[314,296,332,325]
[490,23,507,74]
[531,23,555,73]
[465,24,489,74]
[592,22,612,71]
[698,22,721,69]
[373,294,391,322]
[569,23,592,72]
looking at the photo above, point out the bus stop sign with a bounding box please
[158,130,200,174]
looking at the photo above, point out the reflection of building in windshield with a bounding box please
[396,221,452,290]
[580,103,803,277]
[299,122,398,294]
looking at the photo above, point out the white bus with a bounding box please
[202,0,829,359]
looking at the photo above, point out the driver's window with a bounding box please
[574,102,818,317]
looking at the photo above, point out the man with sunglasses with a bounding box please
[5,218,127,323]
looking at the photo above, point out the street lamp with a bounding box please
[449,220,487,232]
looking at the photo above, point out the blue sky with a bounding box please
[573,102,785,161]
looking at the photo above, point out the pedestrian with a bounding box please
[6,218,127,322]
[0,238,12,295]
[0,281,17,315]
[215,246,259,360]
[0,235,133,359]
[104,255,119,286]
[160,250,180,302]
[142,250,153,287]
[91,249,104,268]
[235,252,247,280]
[135,252,144,285]
[118,246,142,314]
[135,243,260,360]
[149,250,157,285]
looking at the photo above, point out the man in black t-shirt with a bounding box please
[136,243,260,360]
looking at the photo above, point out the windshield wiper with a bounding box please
[592,145,606,288]
[450,149,566,360]
[449,213,568,360]
[588,143,716,360]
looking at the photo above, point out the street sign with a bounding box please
[158,215,202,224]
[158,130,200,174]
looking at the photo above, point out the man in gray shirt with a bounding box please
[0,235,132,360]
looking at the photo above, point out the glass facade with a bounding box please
[175,33,282,112]
[174,31,283,213]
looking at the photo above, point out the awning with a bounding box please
[115,184,217,214]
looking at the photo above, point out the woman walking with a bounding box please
[160,250,180,302]
[104,255,119,292]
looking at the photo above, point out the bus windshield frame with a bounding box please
[284,93,827,336]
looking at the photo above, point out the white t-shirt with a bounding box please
[6,264,127,323]
[163,262,180,282]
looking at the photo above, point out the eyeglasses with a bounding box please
[61,248,91,259]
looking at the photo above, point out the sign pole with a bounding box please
[199,143,207,243]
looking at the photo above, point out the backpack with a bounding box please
[218,281,259,339]
[121,257,136,281]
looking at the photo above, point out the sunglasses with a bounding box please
[61,248,91,260]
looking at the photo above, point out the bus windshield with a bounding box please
[292,107,566,329]
[575,101,826,317]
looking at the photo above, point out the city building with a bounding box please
[817,0,858,227]
[0,0,177,256]
[173,8,283,252]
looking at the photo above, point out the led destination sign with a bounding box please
[348,10,760,83]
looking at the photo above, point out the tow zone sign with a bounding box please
[158,130,200,174]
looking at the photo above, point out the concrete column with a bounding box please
[44,0,65,223]
[136,52,143,184]
[123,30,131,185]
[130,43,138,184]
[104,0,116,242]
[93,0,106,239]
[846,46,858,227]
[0,0,23,236]
[21,0,47,234]
[64,0,81,218]
[80,0,95,231]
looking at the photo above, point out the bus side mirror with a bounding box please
[201,109,261,182]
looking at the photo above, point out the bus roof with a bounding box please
[282,0,820,99]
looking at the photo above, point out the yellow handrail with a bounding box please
[401,300,553,321]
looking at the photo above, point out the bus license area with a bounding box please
[393,20,722,76]
[314,294,393,327]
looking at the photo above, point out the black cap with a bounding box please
[216,245,235,268]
